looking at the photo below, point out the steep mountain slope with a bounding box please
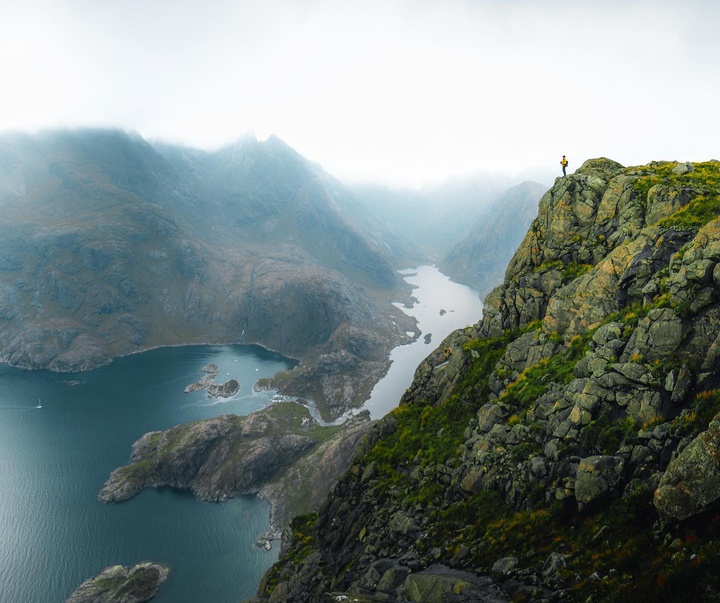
[349,173,514,259]
[0,129,413,419]
[253,158,720,602]
[441,181,545,295]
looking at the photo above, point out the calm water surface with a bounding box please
[0,345,294,603]
[0,265,483,602]
[363,265,484,418]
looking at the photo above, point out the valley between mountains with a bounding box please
[0,129,418,422]
[249,158,720,603]
[77,155,720,602]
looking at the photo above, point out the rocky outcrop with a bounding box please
[251,159,720,602]
[184,364,240,398]
[99,401,374,543]
[99,403,325,503]
[65,562,169,603]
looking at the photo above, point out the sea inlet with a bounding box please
[0,265,483,602]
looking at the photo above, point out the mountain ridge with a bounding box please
[251,157,720,602]
[0,128,414,419]
[441,180,545,295]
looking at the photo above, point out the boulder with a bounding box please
[491,556,519,577]
[575,455,625,509]
[541,551,568,581]
[671,162,694,175]
[477,404,507,433]
[654,413,720,522]
[403,565,508,602]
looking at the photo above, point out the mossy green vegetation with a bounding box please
[420,477,720,603]
[501,331,589,412]
[362,332,512,500]
[118,458,153,482]
[631,161,720,232]
[92,575,127,595]
[534,260,594,284]
[263,513,318,595]
[672,389,720,438]
[580,415,637,455]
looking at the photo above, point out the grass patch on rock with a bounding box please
[631,161,720,232]
[500,332,590,412]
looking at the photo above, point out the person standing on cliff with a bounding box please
[561,155,568,176]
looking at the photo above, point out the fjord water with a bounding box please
[0,266,484,603]
[363,265,484,419]
[0,345,294,603]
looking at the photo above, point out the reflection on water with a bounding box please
[362,265,484,419]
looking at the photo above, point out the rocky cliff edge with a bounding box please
[252,159,720,602]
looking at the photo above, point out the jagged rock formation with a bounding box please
[441,181,545,295]
[99,402,337,503]
[99,402,373,533]
[0,129,415,419]
[252,159,720,602]
[65,562,169,603]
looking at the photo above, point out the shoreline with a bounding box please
[0,338,301,375]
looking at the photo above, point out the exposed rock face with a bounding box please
[251,159,720,602]
[99,402,374,538]
[0,129,415,420]
[65,562,169,603]
[99,403,323,503]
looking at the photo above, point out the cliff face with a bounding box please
[254,159,720,602]
[98,401,374,536]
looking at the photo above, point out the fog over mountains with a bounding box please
[0,128,542,420]
[441,181,546,294]
[0,129,420,419]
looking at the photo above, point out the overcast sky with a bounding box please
[1,0,718,187]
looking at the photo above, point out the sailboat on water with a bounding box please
[36,399,42,409]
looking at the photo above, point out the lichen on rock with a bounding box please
[249,159,720,603]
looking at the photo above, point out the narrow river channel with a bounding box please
[362,265,484,418]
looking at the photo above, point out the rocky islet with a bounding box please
[65,562,169,603]
[183,363,240,398]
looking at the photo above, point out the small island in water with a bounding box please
[184,364,240,398]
